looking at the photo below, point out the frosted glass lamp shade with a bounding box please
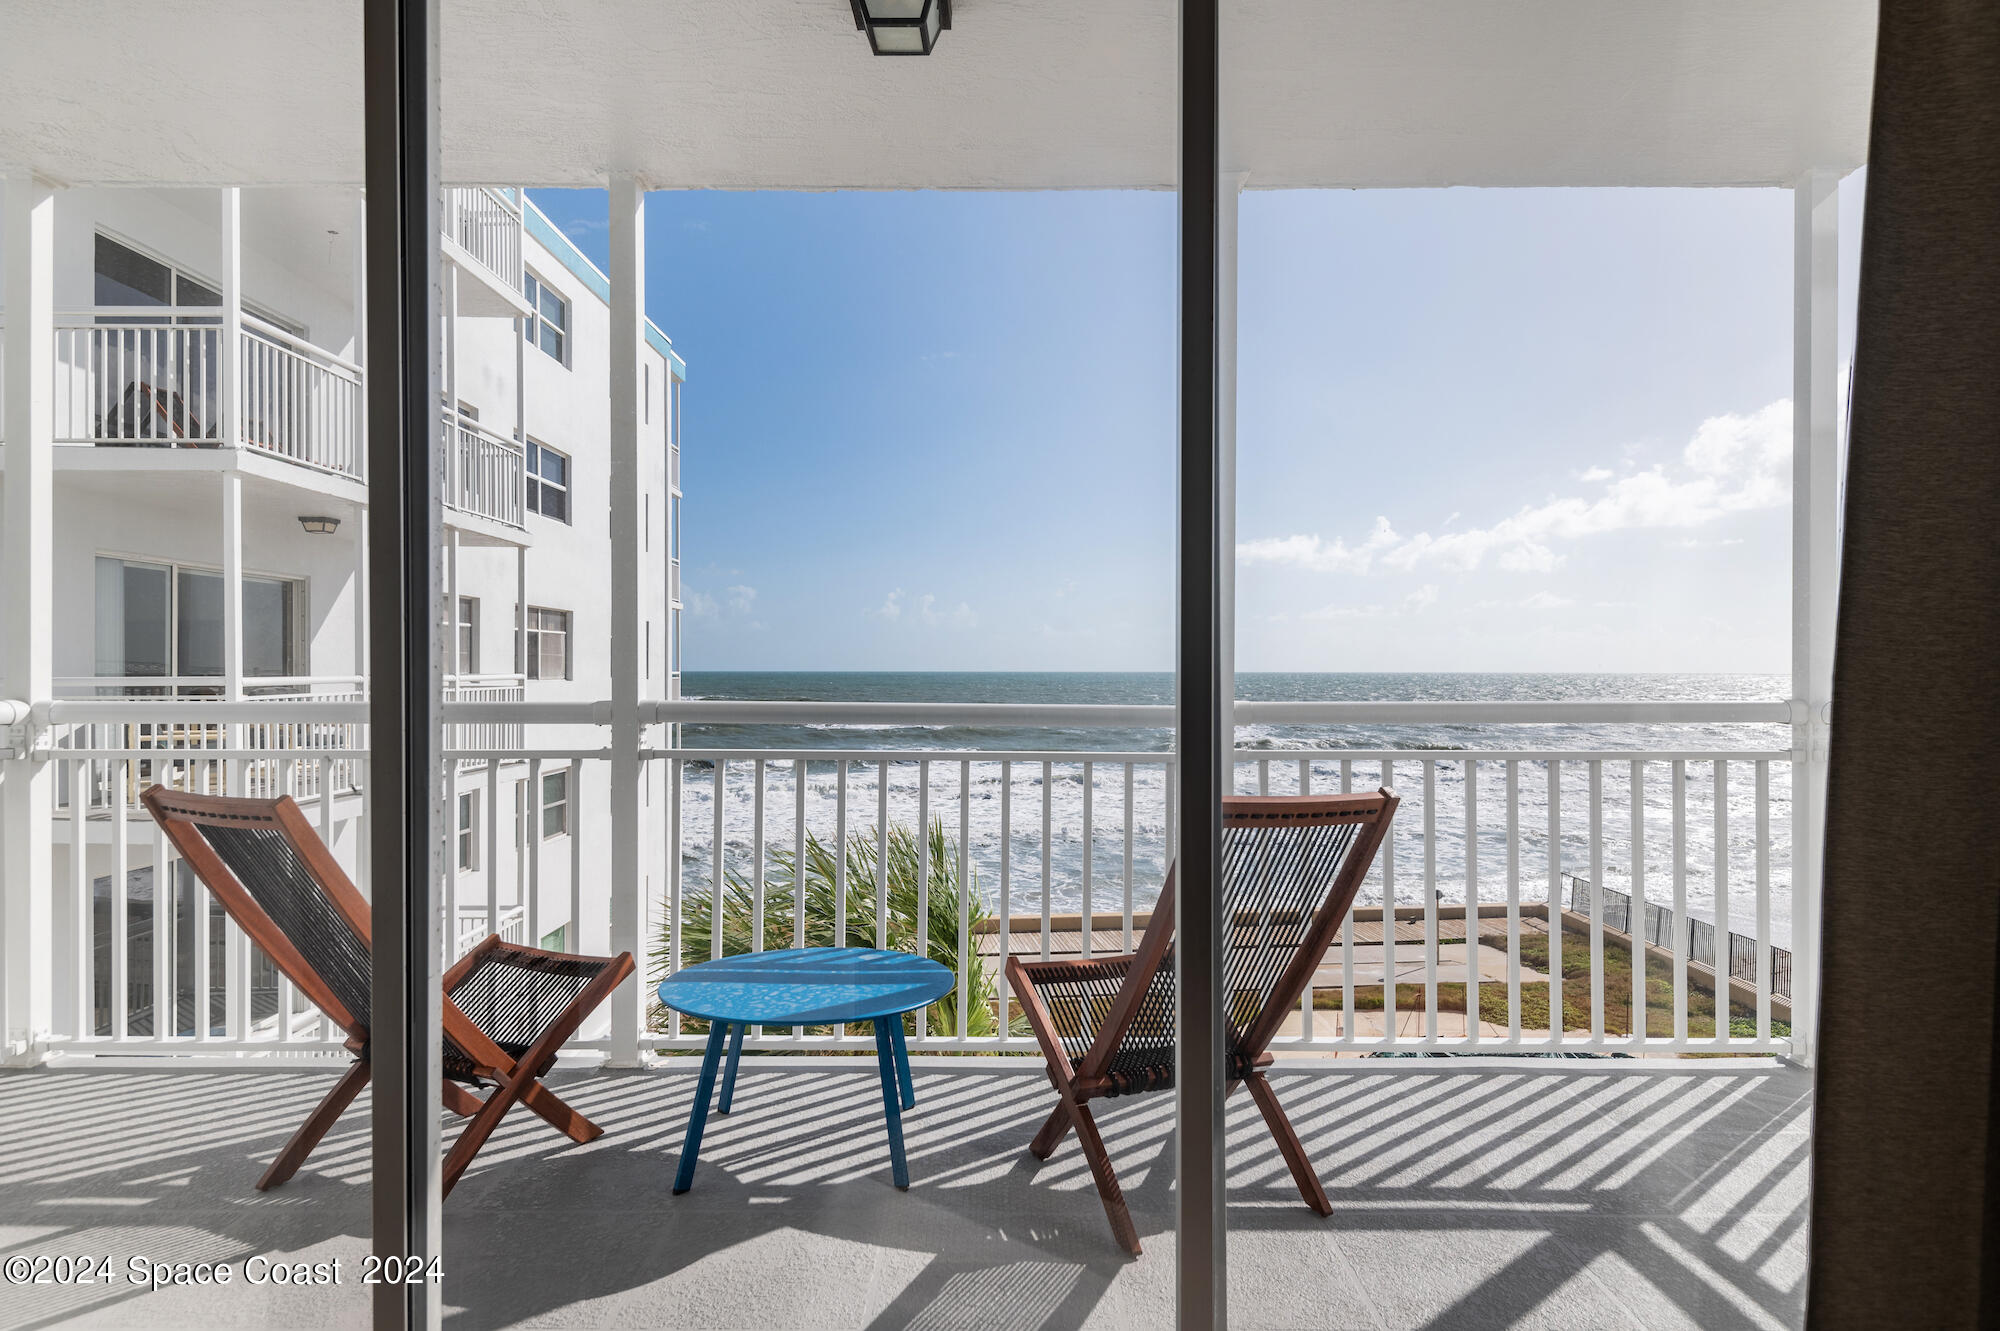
[852,0,949,56]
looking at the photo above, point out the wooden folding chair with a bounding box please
[141,785,635,1196]
[1007,790,1399,1254]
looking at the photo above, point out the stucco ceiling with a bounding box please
[0,0,1875,190]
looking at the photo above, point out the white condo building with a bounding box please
[0,187,685,1041]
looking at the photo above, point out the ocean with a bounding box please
[671,672,1795,948]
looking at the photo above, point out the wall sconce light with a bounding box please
[299,515,342,535]
[850,0,950,55]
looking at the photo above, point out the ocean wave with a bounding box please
[667,748,1794,948]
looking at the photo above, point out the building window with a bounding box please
[457,790,480,871]
[541,769,571,839]
[541,924,568,952]
[521,607,571,681]
[95,233,305,334]
[526,440,570,523]
[94,556,303,695]
[455,596,479,675]
[672,608,681,675]
[90,235,309,448]
[522,271,568,364]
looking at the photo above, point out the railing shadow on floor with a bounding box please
[0,1063,1810,1331]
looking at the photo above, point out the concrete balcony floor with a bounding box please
[0,1060,1810,1330]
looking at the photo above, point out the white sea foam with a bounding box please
[668,747,1795,949]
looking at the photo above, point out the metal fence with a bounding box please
[1565,874,1791,998]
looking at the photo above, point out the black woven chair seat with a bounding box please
[447,945,618,1084]
[199,822,616,1086]
[141,785,636,1199]
[1006,791,1400,1255]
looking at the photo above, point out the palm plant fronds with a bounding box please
[655,818,1014,1039]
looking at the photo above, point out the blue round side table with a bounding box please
[656,947,955,1193]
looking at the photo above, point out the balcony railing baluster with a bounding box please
[24,699,1796,1061]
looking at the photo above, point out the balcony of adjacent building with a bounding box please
[0,186,537,545]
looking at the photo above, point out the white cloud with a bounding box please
[1240,399,1792,576]
[1579,466,1614,482]
[1477,591,1575,611]
[686,584,760,628]
[919,594,977,630]
[1298,583,1439,622]
[1298,603,1389,622]
[870,588,975,629]
[1238,516,1402,573]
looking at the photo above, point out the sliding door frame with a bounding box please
[364,0,444,1327]
[1176,1,1228,1327]
[361,2,1233,1327]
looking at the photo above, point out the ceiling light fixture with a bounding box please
[850,0,950,56]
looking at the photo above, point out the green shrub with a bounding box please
[1313,929,1791,1045]
[654,818,1007,1038]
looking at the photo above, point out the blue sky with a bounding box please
[531,176,1862,674]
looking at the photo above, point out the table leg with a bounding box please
[717,1020,747,1114]
[873,1021,910,1191]
[673,1023,730,1195]
[889,1017,916,1109]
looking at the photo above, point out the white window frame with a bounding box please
[521,606,572,682]
[455,595,479,676]
[522,269,569,366]
[540,768,571,840]
[457,789,480,872]
[94,552,307,693]
[526,438,571,524]
[94,230,307,336]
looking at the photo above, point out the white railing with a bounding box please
[447,187,523,290]
[54,310,219,446]
[52,718,365,818]
[446,676,525,754]
[54,675,366,699]
[21,697,1800,1062]
[644,742,1793,1058]
[454,904,527,958]
[37,703,367,1051]
[241,314,364,478]
[444,411,526,529]
[50,309,363,480]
